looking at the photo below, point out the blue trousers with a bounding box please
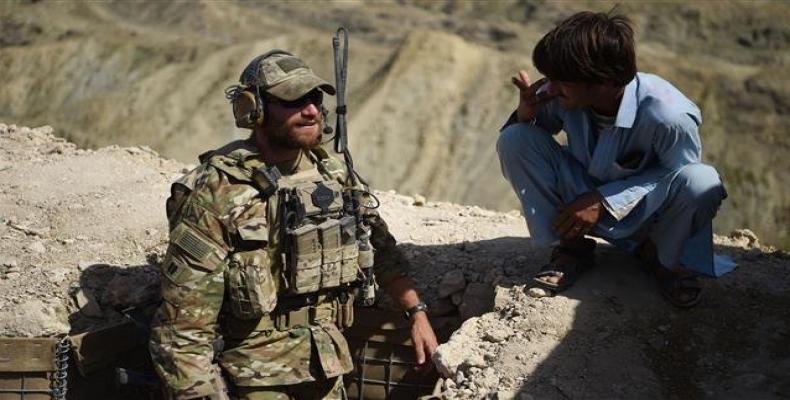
[497,124,728,276]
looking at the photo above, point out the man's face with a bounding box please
[262,90,324,149]
[547,81,606,110]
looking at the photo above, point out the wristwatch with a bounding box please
[403,302,428,320]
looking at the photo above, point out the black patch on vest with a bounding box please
[311,183,335,214]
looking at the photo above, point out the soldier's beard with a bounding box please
[266,121,322,150]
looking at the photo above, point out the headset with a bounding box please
[225,49,292,129]
[225,49,332,134]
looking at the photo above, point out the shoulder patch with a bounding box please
[170,223,227,269]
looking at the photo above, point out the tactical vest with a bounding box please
[167,140,372,331]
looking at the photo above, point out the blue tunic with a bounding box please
[497,73,731,276]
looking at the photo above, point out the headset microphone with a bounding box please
[321,106,333,134]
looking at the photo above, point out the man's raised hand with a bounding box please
[511,70,551,123]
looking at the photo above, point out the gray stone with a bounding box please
[527,287,551,298]
[430,297,457,317]
[479,368,500,389]
[455,370,466,384]
[730,229,759,247]
[459,283,494,320]
[464,353,487,368]
[494,285,512,310]
[439,270,466,298]
[451,291,464,306]
[483,327,512,343]
[412,194,426,206]
[27,241,46,253]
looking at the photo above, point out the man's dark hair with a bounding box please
[533,11,636,86]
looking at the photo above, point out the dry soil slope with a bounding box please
[349,29,523,213]
[1,0,789,247]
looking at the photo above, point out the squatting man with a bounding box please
[498,11,728,307]
[149,50,437,399]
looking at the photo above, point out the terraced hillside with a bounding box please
[1,0,788,247]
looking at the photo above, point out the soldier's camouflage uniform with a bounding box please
[149,138,407,399]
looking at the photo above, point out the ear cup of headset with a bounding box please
[232,90,264,129]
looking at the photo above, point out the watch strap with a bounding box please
[404,302,428,320]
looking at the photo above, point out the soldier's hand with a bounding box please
[410,311,438,372]
[511,70,553,123]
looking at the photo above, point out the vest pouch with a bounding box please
[318,220,342,289]
[226,249,277,320]
[339,216,359,284]
[340,244,359,284]
[357,240,374,270]
[336,293,355,329]
[288,224,322,294]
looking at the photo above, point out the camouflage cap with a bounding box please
[240,50,336,101]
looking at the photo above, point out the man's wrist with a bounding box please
[403,302,428,321]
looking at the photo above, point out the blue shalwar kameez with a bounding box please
[497,73,730,277]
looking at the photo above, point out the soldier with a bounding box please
[149,50,438,399]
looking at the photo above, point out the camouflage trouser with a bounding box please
[233,376,346,400]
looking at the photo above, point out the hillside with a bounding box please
[1,124,789,399]
[0,1,788,245]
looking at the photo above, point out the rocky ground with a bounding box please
[1,124,789,399]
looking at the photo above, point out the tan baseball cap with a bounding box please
[239,50,335,101]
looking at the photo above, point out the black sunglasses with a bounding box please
[267,90,323,108]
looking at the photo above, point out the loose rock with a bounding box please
[26,241,46,254]
[439,270,466,298]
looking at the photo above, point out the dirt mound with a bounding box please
[0,123,179,336]
[1,124,789,399]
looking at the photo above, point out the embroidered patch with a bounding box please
[175,228,213,262]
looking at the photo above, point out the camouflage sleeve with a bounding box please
[149,169,231,399]
[362,198,409,287]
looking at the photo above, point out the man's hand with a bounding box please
[553,191,605,239]
[410,311,438,370]
[511,70,553,122]
[384,276,439,370]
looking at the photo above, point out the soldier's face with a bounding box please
[263,91,323,149]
